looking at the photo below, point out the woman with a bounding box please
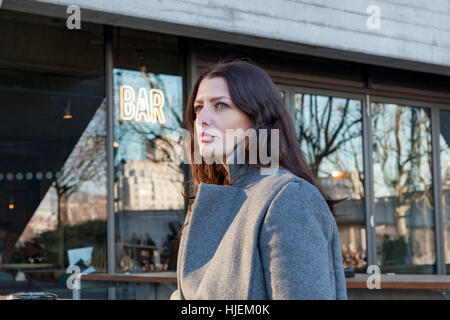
[170,59,347,300]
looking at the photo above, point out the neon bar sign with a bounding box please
[119,85,166,124]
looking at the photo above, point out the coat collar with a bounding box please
[225,142,261,186]
[225,142,282,185]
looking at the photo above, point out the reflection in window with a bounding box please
[18,101,108,271]
[440,110,450,273]
[0,74,106,294]
[0,11,106,298]
[294,93,366,271]
[113,68,185,273]
[371,103,435,274]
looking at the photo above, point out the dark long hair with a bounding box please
[179,58,341,239]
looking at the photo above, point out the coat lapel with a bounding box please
[178,182,248,298]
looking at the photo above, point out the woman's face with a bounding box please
[194,77,254,161]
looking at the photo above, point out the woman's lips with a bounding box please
[200,133,214,143]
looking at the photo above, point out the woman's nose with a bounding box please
[196,104,213,125]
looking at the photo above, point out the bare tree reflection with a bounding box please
[294,93,365,269]
[372,103,434,270]
[54,99,107,267]
[296,94,362,177]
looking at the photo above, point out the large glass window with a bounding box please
[293,92,366,272]
[0,11,106,298]
[371,102,435,274]
[113,28,186,274]
[440,109,450,273]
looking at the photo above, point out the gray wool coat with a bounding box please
[170,148,348,300]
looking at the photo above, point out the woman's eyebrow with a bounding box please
[194,96,230,104]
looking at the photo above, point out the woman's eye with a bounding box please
[194,103,228,113]
[216,103,229,110]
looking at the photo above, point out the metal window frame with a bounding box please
[436,107,450,274]
[183,44,198,216]
[104,25,117,299]
[270,74,450,107]
[431,107,445,275]
[275,84,295,120]
[105,25,115,276]
[362,94,378,268]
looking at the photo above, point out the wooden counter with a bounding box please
[80,271,177,284]
[0,263,56,270]
[81,272,450,290]
[346,273,450,290]
[2,273,449,300]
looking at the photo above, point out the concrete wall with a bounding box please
[1,0,450,76]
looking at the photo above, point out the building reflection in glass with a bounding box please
[113,68,185,273]
[17,101,108,272]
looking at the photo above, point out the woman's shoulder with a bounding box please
[250,165,321,197]
[270,176,330,212]
[253,167,333,230]
[247,166,330,209]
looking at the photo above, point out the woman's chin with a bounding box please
[200,147,226,163]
